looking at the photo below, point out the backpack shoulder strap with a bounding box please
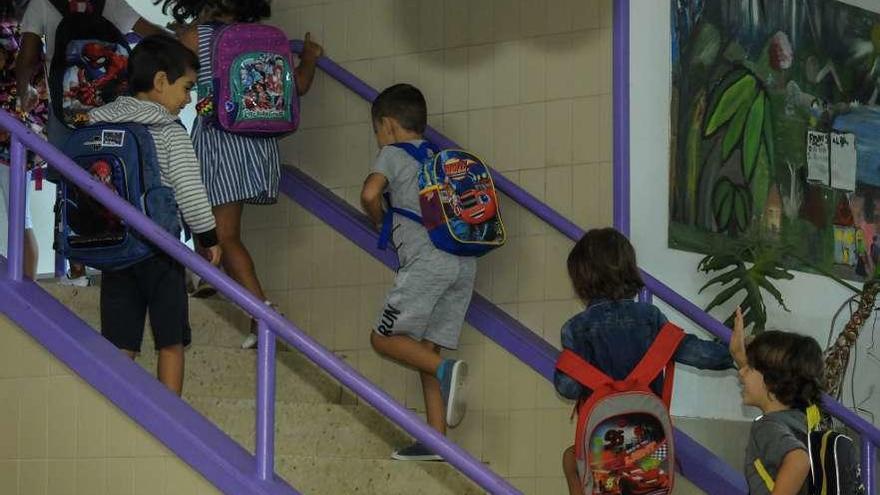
[555,349,613,391]
[390,141,440,164]
[626,322,686,405]
[753,458,776,491]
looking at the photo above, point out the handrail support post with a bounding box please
[864,438,875,495]
[256,319,276,481]
[7,137,26,281]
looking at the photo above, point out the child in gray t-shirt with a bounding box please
[360,84,475,462]
[730,308,824,495]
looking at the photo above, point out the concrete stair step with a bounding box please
[138,345,346,404]
[275,455,481,495]
[185,397,411,459]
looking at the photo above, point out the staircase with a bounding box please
[44,283,482,494]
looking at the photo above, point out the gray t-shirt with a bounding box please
[372,141,437,265]
[744,409,809,495]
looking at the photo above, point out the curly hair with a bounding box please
[567,228,644,303]
[153,0,271,24]
[746,330,824,409]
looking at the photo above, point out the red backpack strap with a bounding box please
[625,322,686,407]
[556,349,613,391]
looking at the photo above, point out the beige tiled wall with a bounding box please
[0,315,220,495]
[246,0,614,492]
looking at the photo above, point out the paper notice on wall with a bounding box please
[829,132,857,191]
[806,130,830,185]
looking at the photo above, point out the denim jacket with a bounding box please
[554,299,734,400]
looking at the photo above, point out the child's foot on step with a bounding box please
[391,441,442,462]
[438,359,468,428]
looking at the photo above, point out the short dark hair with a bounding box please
[371,83,427,134]
[128,35,200,94]
[153,0,272,24]
[567,228,644,302]
[746,330,824,409]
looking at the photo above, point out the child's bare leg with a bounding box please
[23,228,38,280]
[370,332,442,375]
[563,445,581,495]
[418,340,446,435]
[214,202,266,301]
[157,344,184,396]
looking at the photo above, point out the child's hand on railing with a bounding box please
[197,243,223,267]
[301,32,323,63]
[730,306,748,368]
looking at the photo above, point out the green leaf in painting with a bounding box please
[761,95,775,169]
[750,145,771,221]
[712,178,735,231]
[704,74,757,136]
[722,103,750,161]
[742,93,765,181]
[733,187,750,231]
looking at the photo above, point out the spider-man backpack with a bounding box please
[57,123,180,270]
[555,323,685,495]
[48,0,131,128]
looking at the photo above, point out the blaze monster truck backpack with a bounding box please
[57,122,181,270]
[555,322,686,495]
[48,0,131,129]
[378,141,506,257]
[196,23,299,136]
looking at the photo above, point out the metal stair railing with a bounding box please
[0,109,520,494]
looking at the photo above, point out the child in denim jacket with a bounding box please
[554,228,735,495]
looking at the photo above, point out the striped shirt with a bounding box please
[90,97,218,246]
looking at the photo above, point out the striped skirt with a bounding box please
[191,117,281,206]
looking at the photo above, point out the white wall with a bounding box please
[631,0,880,422]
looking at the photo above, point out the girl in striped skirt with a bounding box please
[157,0,322,348]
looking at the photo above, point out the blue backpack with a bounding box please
[57,123,180,270]
[378,142,506,257]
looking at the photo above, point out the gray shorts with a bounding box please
[374,253,477,349]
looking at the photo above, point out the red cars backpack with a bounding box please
[555,323,685,495]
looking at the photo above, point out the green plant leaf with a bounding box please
[755,277,790,311]
[705,280,746,313]
[699,267,742,292]
[742,93,765,180]
[705,74,757,136]
[762,95,775,169]
[722,103,751,161]
[698,253,741,272]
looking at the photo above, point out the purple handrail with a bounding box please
[0,110,520,494]
[612,0,631,236]
[7,138,25,281]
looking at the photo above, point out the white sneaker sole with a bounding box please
[390,451,442,462]
[241,333,258,349]
[445,361,468,428]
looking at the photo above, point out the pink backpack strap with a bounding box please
[556,349,613,391]
[626,322,685,407]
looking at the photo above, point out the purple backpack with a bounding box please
[196,23,299,136]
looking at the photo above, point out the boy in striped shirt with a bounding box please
[88,35,220,396]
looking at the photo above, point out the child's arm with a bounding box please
[729,306,748,368]
[650,306,735,370]
[771,449,811,495]
[177,24,200,55]
[554,319,586,400]
[294,32,322,96]
[159,125,220,263]
[360,173,388,228]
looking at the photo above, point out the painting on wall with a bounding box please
[669,0,880,280]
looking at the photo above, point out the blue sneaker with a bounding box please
[439,359,468,428]
[391,442,442,461]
